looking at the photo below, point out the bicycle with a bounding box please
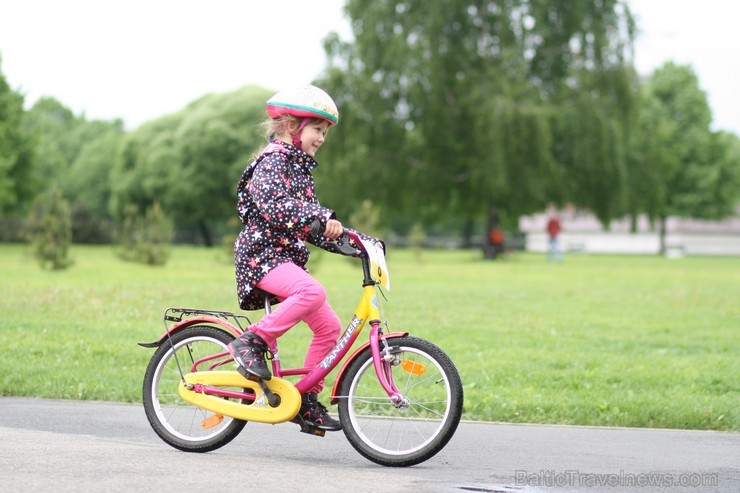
[140,229,463,467]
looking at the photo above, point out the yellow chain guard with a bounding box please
[178,371,301,423]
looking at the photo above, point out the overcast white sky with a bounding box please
[1,0,738,133]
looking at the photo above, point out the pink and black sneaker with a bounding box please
[227,331,272,381]
[294,392,342,431]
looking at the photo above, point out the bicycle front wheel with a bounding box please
[142,325,247,452]
[338,336,463,467]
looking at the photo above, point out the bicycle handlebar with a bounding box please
[309,219,363,257]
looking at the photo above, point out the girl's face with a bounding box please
[299,119,330,157]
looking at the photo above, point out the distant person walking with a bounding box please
[546,215,563,263]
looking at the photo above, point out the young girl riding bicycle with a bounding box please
[227,85,372,432]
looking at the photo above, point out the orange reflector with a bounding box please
[401,360,426,376]
[201,413,224,429]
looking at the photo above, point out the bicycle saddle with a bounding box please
[252,287,280,309]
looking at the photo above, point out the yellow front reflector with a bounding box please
[401,360,426,376]
[201,413,224,429]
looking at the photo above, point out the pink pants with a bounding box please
[249,262,341,393]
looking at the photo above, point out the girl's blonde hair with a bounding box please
[259,115,325,141]
[260,114,297,141]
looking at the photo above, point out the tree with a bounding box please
[110,85,271,245]
[318,0,636,236]
[65,128,124,242]
[638,62,740,252]
[21,97,78,183]
[22,97,124,242]
[550,94,629,226]
[624,84,674,231]
[0,57,35,214]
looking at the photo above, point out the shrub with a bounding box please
[27,187,74,270]
[116,202,173,265]
[71,203,114,244]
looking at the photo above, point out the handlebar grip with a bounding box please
[309,219,324,237]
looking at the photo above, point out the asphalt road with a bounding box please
[0,397,737,493]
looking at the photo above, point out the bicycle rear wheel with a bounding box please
[142,325,247,452]
[338,336,463,466]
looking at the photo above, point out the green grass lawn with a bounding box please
[1,243,738,431]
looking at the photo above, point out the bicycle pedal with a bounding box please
[293,415,326,437]
[299,425,326,438]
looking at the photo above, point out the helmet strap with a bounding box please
[291,118,311,150]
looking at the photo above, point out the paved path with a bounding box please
[0,397,737,492]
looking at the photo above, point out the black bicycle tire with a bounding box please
[338,336,463,467]
[142,325,247,452]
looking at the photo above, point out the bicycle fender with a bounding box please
[138,316,242,348]
[329,331,409,405]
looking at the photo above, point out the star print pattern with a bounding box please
[234,141,335,310]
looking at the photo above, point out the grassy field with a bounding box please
[1,243,738,431]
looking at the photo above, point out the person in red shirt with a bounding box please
[546,216,563,263]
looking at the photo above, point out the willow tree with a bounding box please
[318,0,636,234]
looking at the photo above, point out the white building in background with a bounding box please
[519,207,740,256]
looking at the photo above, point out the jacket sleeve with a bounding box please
[247,153,335,234]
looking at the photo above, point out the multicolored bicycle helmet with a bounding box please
[266,85,339,126]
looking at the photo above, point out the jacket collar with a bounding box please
[263,140,318,171]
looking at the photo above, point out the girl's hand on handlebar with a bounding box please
[324,219,344,240]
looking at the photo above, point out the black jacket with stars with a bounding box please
[233,141,337,311]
